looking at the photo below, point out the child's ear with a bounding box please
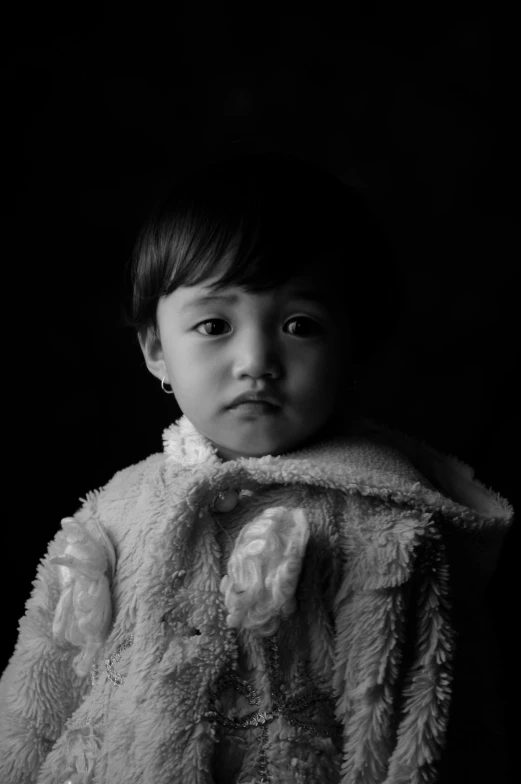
[138,327,167,382]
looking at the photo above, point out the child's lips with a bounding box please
[228,391,282,408]
[228,401,281,415]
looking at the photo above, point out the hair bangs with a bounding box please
[133,163,323,336]
[129,151,404,364]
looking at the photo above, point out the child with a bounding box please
[0,152,513,784]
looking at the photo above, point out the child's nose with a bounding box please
[232,330,282,380]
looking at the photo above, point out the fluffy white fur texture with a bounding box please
[219,506,310,637]
[50,517,115,677]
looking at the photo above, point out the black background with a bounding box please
[3,2,518,779]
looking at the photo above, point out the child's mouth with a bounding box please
[229,402,280,415]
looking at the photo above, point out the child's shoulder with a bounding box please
[110,450,165,486]
[71,451,170,543]
[99,451,166,502]
[77,451,167,518]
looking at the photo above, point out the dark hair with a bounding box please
[129,151,404,365]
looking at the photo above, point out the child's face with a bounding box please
[141,271,351,460]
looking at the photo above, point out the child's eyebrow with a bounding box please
[181,288,328,312]
[181,293,239,311]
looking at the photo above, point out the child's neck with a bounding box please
[213,411,364,462]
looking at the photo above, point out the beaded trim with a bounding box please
[104,635,134,686]
[207,636,342,784]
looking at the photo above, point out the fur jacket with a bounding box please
[0,415,514,784]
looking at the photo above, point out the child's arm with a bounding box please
[0,515,97,784]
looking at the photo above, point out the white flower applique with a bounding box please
[220,506,310,637]
[50,516,116,677]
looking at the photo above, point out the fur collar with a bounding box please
[161,415,513,588]
[162,414,513,526]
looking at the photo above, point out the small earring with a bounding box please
[161,376,175,395]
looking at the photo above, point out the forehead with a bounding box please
[176,272,342,311]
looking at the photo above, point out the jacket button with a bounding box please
[212,488,239,513]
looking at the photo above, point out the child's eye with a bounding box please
[284,317,322,337]
[194,319,231,336]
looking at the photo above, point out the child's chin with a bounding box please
[217,432,290,460]
[233,440,282,458]
[210,416,318,459]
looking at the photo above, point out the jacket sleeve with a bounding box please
[435,520,513,784]
[0,499,104,784]
[386,518,512,784]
